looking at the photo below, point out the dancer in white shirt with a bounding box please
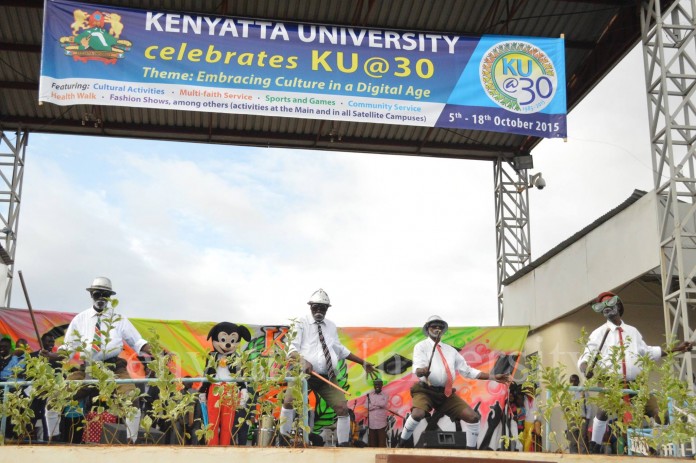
[397,315,511,448]
[578,291,692,454]
[60,276,155,443]
[279,288,375,446]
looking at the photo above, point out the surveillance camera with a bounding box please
[534,175,546,190]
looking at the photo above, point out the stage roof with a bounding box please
[0,0,663,161]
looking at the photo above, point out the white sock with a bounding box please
[279,408,295,435]
[591,417,607,445]
[465,421,479,448]
[35,422,45,441]
[400,415,421,440]
[46,409,61,439]
[336,415,350,444]
[125,409,141,443]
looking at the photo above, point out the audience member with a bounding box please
[366,379,389,447]
[0,336,20,381]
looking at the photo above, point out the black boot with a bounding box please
[589,441,602,454]
[277,433,296,447]
[396,436,414,448]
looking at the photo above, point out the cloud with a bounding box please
[12,139,498,328]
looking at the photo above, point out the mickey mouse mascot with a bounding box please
[199,322,251,446]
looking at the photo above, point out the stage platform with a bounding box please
[1,446,689,463]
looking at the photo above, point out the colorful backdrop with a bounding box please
[0,307,527,448]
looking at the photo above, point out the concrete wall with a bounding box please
[504,191,661,329]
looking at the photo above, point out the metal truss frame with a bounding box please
[641,0,696,391]
[0,128,27,308]
[494,157,531,326]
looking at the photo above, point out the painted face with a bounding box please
[310,304,329,323]
[91,290,111,312]
[212,331,241,355]
[427,323,445,339]
[599,296,620,319]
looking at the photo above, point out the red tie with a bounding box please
[436,344,454,397]
[617,326,632,422]
[617,327,627,381]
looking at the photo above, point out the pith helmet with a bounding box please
[307,288,331,307]
[86,276,116,295]
[423,315,448,336]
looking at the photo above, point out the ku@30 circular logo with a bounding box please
[480,41,557,114]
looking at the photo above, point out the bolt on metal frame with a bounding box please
[641,0,696,391]
[0,128,27,308]
[494,157,531,326]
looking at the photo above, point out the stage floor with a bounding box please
[1,446,689,463]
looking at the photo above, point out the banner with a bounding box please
[40,0,567,138]
[1,307,527,448]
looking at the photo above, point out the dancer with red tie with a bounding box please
[397,315,511,448]
[578,291,693,454]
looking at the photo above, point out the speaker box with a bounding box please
[415,431,467,449]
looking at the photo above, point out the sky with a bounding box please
[4,45,655,329]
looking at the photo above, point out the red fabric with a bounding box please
[206,384,237,446]
[82,411,117,443]
[0,307,75,351]
[436,344,454,397]
[617,327,627,381]
[595,291,617,303]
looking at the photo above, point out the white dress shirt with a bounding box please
[60,307,148,361]
[289,314,350,375]
[412,338,482,387]
[578,320,661,381]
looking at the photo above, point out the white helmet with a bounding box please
[423,315,448,336]
[86,276,116,295]
[307,288,331,307]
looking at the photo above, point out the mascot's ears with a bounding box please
[206,322,252,343]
